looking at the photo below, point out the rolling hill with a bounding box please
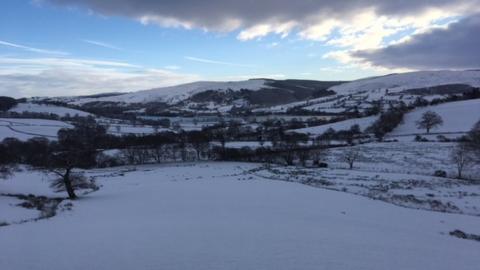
[29,70,480,115]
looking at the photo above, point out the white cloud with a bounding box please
[238,21,297,41]
[0,57,200,97]
[317,8,465,72]
[225,74,286,80]
[265,42,279,49]
[299,72,312,76]
[83,39,122,50]
[184,56,253,67]
[0,40,69,55]
[164,65,181,70]
[353,14,480,70]
[298,19,338,41]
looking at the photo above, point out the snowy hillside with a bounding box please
[9,103,91,117]
[69,79,270,105]
[258,70,480,115]
[292,115,378,136]
[0,118,72,141]
[290,98,480,139]
[21,70,480,117]
[390,99,480,136]
[329,70,480,95]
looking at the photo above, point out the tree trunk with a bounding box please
[63,168,77,200]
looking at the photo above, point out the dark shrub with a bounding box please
[433,170,447,178]
[317,162,328,168]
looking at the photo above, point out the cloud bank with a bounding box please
[0,57,199,98]
[45,0,479,39]
[43,0,480,71]
[353,14,480,70]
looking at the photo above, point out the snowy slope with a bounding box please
[69,79,270,105]
[257,70,480,115]
[1,163,480,270]
[9,103,91,117]
[0,118,72,141]
[330,70,480,95]
[390,99,480,136]
[292,115,378,136]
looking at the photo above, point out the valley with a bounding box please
[1,70,480,270]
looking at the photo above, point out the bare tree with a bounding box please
[318,128,336,146]
[341,148,360,169]
[416,111,443,133]
[466,120,480,159]
[49,171,97,196]
[172,122,182,132]
[152,124,160,134]
[189,131,210,160]
[122,147,138,165]
[297,150,310,167]
[149,146,163,163]
[451,144,474,179]
[42,123,105,199]
[311,148,327,167]
[0,165,12,180]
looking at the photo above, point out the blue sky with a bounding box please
[0,0,475,97]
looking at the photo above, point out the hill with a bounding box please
[27,70,480,117]
[38,79,343,114]
[259,70,480,115]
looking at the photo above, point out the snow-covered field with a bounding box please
[1,162,480,270]
[107,124,170,135]
[9,103,91,117]
[0,118,72,141]
[291,115,378,136]
[391,99,480,136]
[0,117,175,140]
[253,141,480,215]
[326,142,479,176]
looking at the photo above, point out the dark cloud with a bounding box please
[45,0,477,31]
[354,14,480,70]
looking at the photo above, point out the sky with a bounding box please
[1,0,480,97]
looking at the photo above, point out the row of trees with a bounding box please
[367,104,408,140]
[0,96,17,112]
[2,110,479,199]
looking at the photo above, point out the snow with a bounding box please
[390,99,480,136]
[107,124,170,135]
[0,169,57,197]
[257,70,480,115]
[0,117,171,141]
[9,103,91,117]
[292,115,378,136]
[1,162,480,270]
[329,70,480,95]
[325,142,480,179]
[70,79,270,105]
[0,196,38,224]
[0,118,72,141]
[212,141,273,149]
